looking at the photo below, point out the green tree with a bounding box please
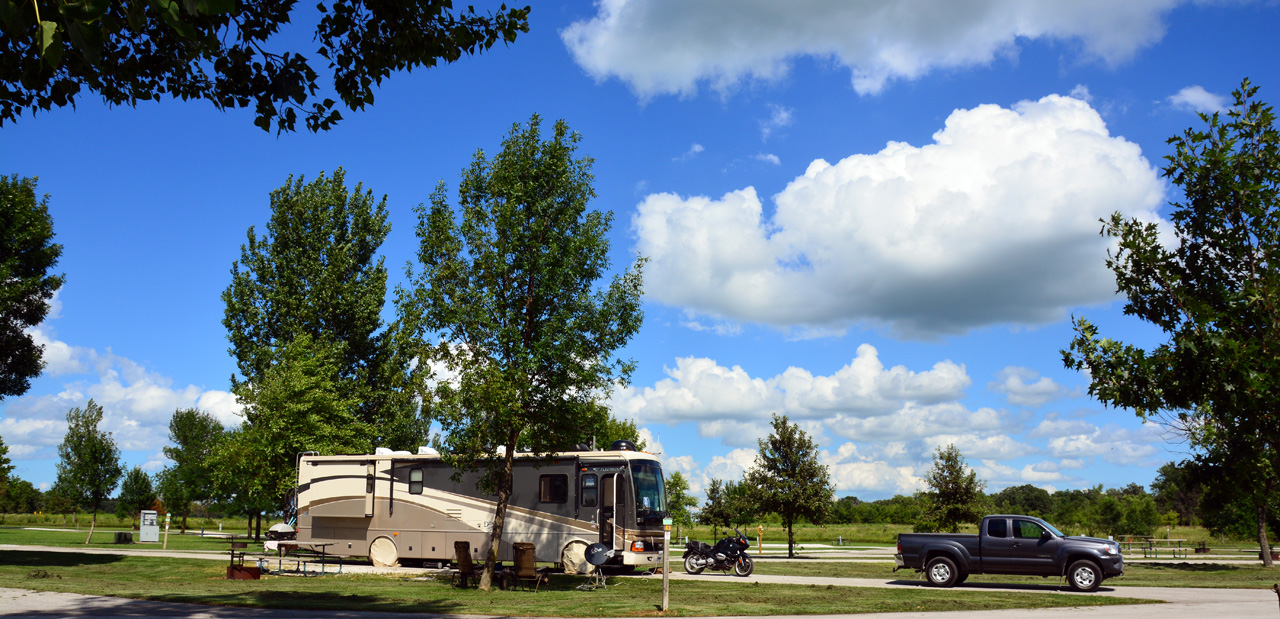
[156,408,224,532]
[743,413,834,558]
[1063,79,1280,566]
[3,479,42,513]
[992,484,1052,517]
[698,478,731,540]
[723,479,761,529]
[397,114,644,590]
[0,174,64,401]
[54,399,123,543]
[0,1,530,132]
[1119,494,1160,537]
[115,466,157,524]
[919,444,986,534]
[1151,461,1204,526]
[664,471,697,537]
[1092,494,1124,537]
[224,332,367,519]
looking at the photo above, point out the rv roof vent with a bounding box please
[610,439,637,451]
[574,443,591,452]
[374,447,394,455]
[417,446,439,456]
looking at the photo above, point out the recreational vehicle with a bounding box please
[294,441,668,572]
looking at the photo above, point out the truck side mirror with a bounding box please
[1041,530,1052,540]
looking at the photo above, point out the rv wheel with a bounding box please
[369,536,400,568]
[561,540,590,575]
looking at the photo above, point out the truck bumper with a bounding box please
[1103,554,1124,577]
[894,554,906,568]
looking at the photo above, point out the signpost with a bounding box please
[162,512,171,549]
[662,517,672,611]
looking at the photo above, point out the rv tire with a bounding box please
[561,540,591,575]
[369,536,400,568]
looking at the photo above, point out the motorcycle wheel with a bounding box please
[733,554,754,577]
[683,552,705,575]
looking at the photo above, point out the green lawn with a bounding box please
[754,559,1280,589]
[0,550,1156,616]
[0,525,247,552]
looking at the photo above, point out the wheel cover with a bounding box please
[1073,566,1096,588]
[369,537,399,568]
[929,562,951,583]
[562,541,590,575]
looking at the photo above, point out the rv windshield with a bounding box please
[631,460,666,526]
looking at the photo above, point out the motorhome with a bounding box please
[293,440,667,572]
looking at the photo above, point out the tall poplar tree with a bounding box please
[397,114,644,590]
[745,413,834,558]
[222,169,421,512]
[1063,79,1280,566]
[54,400,123,543]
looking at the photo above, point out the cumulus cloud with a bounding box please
[634,94,1165,337]
[563,0,1184,99]
[1043,421,1166,466]
[989,367,1073,407]
[1,326,241,458]
[610,344,970,431]
[1167,85,1227,114]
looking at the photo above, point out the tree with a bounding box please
[0,1,530,132]
[698,478,731,540]
[156,408,224,532]
[664,472,697,537]
[224,168,418,449]
[1151,461,1204,526]
[54,399,123,543]
[397,114,644,589]
[744,413,834,558]
[1063,79,1280,566]
[0,174,64,401]
[3,478,42,513]
[115,466,157,525]
[992,484,1052,517]
[919,444,986,533]
[723,479,761,528]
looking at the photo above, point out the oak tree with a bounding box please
[54,399,123,543]
[744,413,834,558]
[1063,79,1280,566]
[156,408,224,532]
[0,174,63,401]
[919,443,986,533]
[1,1,530,132]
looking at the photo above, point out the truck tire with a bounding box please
[955,571,968,584]
[925,556,959,587]
[1067,559,1101,592]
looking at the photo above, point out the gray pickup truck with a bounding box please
[894,514,1123,592]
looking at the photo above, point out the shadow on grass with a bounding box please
[886,578,1117,594]
[1141,563,1251,572]
[0,550,122,568]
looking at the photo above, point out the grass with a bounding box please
[754,559,1280,589]
[0,525,256,552]
[0,550,1157,616]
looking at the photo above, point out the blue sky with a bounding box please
[2,0,1278,502]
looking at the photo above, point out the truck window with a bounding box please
[1013,519,1045,539]
[581,474,598,507]
[986,518,1008,538]
[540,474,568,503]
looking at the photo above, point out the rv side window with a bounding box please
[581,474,597,507]
[409,468,423,495]
[366,473,374,494]
[540,474,568,503]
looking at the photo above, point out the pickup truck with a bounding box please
[894,514,1123,592]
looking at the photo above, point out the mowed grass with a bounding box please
[0,526,250,552]
[754,559,1280,589]
[0,551,1156,616]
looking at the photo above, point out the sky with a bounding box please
[2,0,1278,503]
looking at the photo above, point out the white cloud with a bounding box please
[563,0,1184,99]
[634,94,1165,337]
[989,366,1072,407]
[753,153,782,166]
[610,344,970,432]
[1167,85,1227,114]
[1044,421,1166,465]
[759,104,793,141]
[0,330,240,458]
[674,143,705,162]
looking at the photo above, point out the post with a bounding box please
[758,524,763,554]
[162,512,171,549]
[662,517,672,611]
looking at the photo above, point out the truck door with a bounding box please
[1010,518,1061,575]
[981,517,1015,573]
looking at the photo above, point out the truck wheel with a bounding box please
[925,556,959,587]
[955,571,968,584]
[1067,560,1101,592]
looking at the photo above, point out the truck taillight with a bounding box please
[897,540,902,554]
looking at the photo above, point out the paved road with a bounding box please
[0,544,1277,618]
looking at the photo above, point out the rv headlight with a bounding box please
[631,541,646,552]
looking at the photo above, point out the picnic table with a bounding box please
[259,540,341,576]
[1136,538,1188,558]
[225,538,261,579]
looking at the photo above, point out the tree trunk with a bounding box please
[1260,500,1274,568]
[787,520,795,558]
[84,510,96,545]
[255,513,262,542]
[480,429,519,592]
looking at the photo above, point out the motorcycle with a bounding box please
[682,527,754,576]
